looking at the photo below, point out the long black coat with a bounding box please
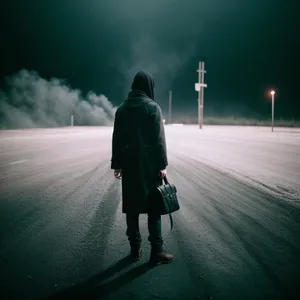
[111,71,168,214]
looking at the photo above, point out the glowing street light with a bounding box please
[270,90,275,132]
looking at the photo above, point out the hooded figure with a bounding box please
[111,71,174,265]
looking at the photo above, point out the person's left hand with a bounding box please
[114,169,122,179]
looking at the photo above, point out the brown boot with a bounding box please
[130,247,142,262]
[149,251,174,266]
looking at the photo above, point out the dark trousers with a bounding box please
[126,213,164,253]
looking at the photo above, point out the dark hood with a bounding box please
[124,71,155,108]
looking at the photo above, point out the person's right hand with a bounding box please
[159,169,167,178]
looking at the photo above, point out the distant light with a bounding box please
[163,119,165,124]
[270,90,275,95]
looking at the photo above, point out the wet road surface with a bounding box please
[0,126,299,300]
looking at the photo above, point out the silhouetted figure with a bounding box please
[111,71,174,265]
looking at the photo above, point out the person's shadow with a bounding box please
[42,255,154,300]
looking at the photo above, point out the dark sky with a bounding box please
[1,0,300,121]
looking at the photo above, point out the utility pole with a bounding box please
[198,62,202,129]
[200,62,206,128]
[71,115,74,126]
[168,90,172,124]
[195,61,207,129]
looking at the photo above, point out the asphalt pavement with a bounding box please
[0,125,299,300]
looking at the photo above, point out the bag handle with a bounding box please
[156,175,169,186]
[163,176,169,184]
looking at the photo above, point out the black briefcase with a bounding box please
[149,176,180,230]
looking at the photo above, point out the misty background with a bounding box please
[1,0,299,128]
[0,70,116,129]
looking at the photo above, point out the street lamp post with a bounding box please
[270,90,275,132]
